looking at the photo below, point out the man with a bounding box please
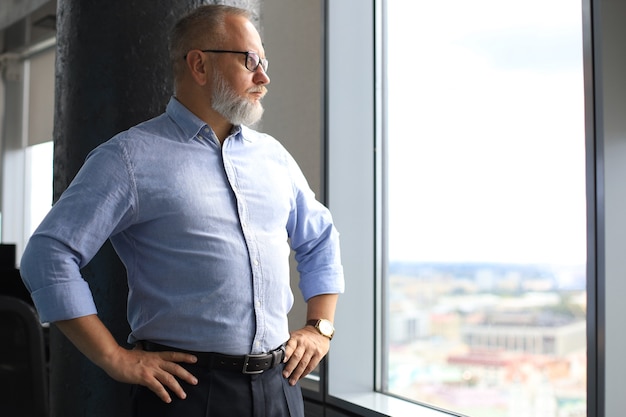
[20,5,344,417]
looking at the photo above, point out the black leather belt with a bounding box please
[140,341,285,375]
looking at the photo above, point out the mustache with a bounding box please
[248,86,268,97]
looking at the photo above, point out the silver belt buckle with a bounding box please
[242,353,268,374]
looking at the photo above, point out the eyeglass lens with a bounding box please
[247,52,268,72]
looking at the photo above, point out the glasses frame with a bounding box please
[184,49,268,73]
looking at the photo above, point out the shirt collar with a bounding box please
[166,97,255,144]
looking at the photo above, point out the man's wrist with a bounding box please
[306,319,335,340]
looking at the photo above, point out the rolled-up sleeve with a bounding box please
[285,154,345,301]
[20,141,136,323]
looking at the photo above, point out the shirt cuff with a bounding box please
[31,280,98,323]
[299,265,345,302]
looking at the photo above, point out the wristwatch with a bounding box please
[307,319,335,340]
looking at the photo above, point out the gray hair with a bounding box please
[169,4,252,82]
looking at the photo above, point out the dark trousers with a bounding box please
[132,362,304,417]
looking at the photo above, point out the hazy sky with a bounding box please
[385,0,586,265]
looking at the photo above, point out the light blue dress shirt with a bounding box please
[20,97,344,355]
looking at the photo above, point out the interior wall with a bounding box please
[260,0,324,195]
[259,0,325,331]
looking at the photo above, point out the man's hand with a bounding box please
[101,344,199,403]
[282,326,330,386]
[54,315,198,403]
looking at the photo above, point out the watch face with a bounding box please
[319,320,334,336]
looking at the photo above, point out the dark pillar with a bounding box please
[51,1,259,416]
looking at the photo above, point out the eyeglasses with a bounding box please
[185,49,268,73]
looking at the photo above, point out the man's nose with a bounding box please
[253,66,270,85]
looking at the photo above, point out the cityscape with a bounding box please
[386,261,586,417]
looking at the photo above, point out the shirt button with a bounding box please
[256,301,261,308]
[253,259,259,266]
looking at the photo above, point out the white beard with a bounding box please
[211,71,265,126]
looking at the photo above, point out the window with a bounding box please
[326,0,596,416]
[384,1,586,416]
[0,42,55,262]
[25,141,54,238]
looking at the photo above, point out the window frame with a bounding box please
[323,0,601,416]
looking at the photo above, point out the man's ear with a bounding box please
[185,50,210,86]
